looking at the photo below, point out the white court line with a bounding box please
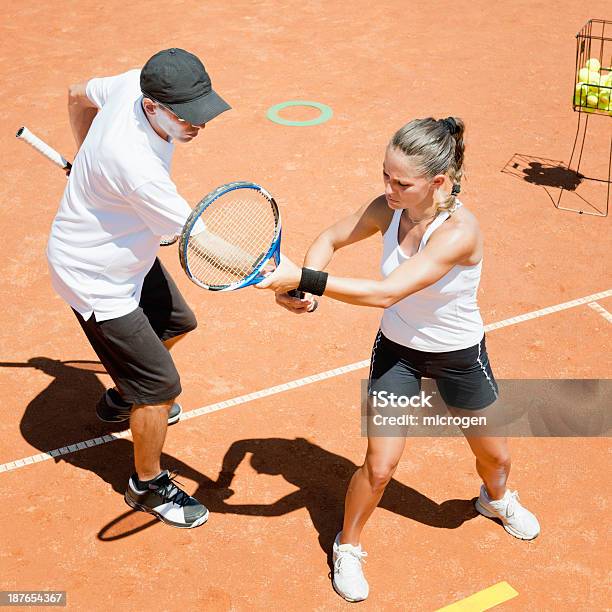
[1,288,610,475]
[588,301,612,324]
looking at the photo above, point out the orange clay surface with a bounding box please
[1,1,611,610]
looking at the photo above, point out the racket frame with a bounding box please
[179,181,282,291]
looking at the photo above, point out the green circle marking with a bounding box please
[266,100,333,126]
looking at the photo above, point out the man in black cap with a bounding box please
[47,48,230,528]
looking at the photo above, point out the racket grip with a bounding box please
[16,126,71,170]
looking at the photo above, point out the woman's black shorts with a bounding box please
[73,258,197,405]
[368,330,498,411]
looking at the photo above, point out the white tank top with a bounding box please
[379,203,484,352]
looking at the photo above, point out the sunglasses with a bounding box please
[142,94,205,127]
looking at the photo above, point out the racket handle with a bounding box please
[16,126,71,170]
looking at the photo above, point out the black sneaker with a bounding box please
[96,389,182,424]
[124,471,209,528]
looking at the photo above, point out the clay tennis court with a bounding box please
[1,1,610,610]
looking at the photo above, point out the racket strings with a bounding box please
[187,192,278,287]
[202,198,274,262]
[188,227,270,283]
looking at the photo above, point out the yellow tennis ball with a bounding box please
[586,94,599,108]
[574,82,588,105]
[585,58,601,72]
[598,97,609,110]
[586,74,604,94]
[578,67,590,81]
[588,70,601,84]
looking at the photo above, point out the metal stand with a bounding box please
[558,18,612,217]
[555,111,611,216]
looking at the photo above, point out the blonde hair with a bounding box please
[390,117,465,214]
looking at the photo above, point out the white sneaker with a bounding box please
[332,532,369,602]
[475,485,540,540]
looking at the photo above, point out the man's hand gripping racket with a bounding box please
[178,181,317,312]
[15,126,178,246]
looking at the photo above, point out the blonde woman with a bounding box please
[257,117,540,602]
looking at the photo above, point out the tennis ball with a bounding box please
[578,67,599,82]
[585,58,601,72]
[589,70,601,83]
[598,97,609,110]
[586,94,599,108]
[574,82,588,105]
[580,72,601,96]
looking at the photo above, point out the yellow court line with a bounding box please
[436,582,518,611]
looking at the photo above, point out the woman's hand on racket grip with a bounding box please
[275,291,316,314]
[255,253,301,293]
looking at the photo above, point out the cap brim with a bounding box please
[168,89,231,125]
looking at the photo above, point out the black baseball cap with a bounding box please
[140,48,231,125]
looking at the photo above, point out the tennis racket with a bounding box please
[179,181,316,308]
[15,126,178,246]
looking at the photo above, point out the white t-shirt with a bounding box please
[47,69,193,322]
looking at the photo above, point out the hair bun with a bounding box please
[442,117,459,135]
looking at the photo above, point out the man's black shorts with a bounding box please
[368,330,499,411]
[73,258,197,405]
